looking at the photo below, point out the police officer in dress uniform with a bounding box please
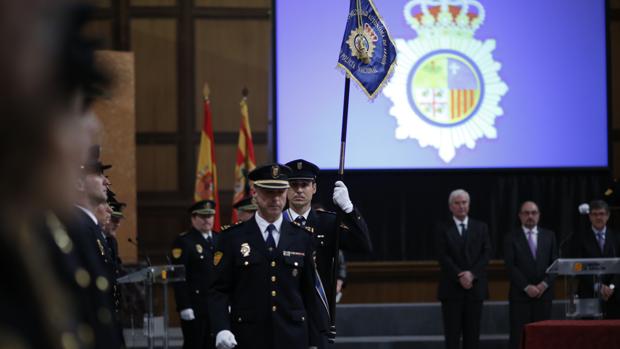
[283,159,372,346]
[208,163,322,349]
[171,200,219,349]
[64,145,125,348]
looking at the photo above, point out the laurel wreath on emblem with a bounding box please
[383,0,509,163]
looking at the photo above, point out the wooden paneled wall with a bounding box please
[84,0,620,302]
[85,0,271,262]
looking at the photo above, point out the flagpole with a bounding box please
[328,75,351,342]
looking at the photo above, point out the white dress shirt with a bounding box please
[255,212,283,247]
[453,216,469,236]
[287,208,311,222]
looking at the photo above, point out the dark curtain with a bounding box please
[312,170,610,261]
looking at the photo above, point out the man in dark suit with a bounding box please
[208,163,321,349]
[572,200,620,319]
[436,189,491,349]
[283,159,372,347]
[504,201,558,349]
[171,200,219,349]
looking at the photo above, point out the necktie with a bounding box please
[597,231,605,253]
[266,224,276,250]
[206,235,213,251]
[527,231,537,259]
[295,216,306,227]
[459,223,467,239]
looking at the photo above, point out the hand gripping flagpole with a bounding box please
[330,0,396,342]
[329,0,361,341]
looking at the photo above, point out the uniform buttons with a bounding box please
[195,290,200,294]
[200,256,204,259]
[271,276,276,282]
[272,306,277,312]
[272,291,276,297]
[244,261,249,266]
[96,276,109,292]
[74,268,91,288]
[321,242,325,246]
[54,233,73,254]
[61,332,78,349]
[271,261,276,267]
[301,316,305,322]
[294,262,299,267]
[237,317,242,322]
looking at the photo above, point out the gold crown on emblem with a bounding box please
[404,0,485,37]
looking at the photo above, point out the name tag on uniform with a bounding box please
[282,251,305,257]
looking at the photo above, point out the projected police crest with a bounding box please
[383,0,508,163]
[274,0,609,169]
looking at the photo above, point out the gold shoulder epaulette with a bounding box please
[221,221,243,232]
[290,220,314,234]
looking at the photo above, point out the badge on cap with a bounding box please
[214,251,223,266]
[240,243,251,257]
[297,161,303,170]
[172,248,182,259]
[272,165,279,178]
[196,244,203,254]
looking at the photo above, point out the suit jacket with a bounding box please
[571,228,620,299]
[504,227,558,301]
[435,218,492,301]
[170,228,217,317]
[208,218,322,349]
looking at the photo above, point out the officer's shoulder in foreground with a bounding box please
[218,220,248,240]
[172,231,190,244]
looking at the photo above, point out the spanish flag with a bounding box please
[194,83,221,230]
[231,90,256,223]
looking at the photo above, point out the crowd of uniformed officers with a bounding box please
[0,1,129,348]
[170,160,372,349]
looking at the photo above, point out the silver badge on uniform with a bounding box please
[240,243,251,257]
[292,269,299,277]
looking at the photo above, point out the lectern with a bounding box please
[547,258,620,319]
[118,265,185,349]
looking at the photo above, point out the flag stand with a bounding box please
[328,75,351,342]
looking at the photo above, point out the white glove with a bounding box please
[333,181,354,213]
[215,330,237,349]
[578,203,590,215]
[179,308,195,321]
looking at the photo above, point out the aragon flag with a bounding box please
[194,83,221,231]
[231,90,256,223]
[337,0,397,99]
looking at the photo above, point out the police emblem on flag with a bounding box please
[383,0,508,163]
[337,0,397,99]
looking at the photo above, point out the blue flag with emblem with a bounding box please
[337,0,397,99]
